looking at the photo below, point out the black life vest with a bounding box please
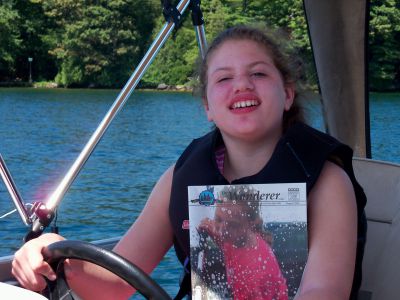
[169,122,367,299]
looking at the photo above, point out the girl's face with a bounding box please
[214,205,252,246]
[204,39,294,142]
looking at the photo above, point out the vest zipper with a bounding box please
[286,142,311,178]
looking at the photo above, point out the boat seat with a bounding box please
[353,158,400,300]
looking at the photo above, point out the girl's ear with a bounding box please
[203,97,213,122]
[203,97,209,110]
[284,83,295,111]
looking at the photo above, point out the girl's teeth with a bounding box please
[233,100,257,109]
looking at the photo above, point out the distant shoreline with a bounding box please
[0,81,194,92]
[0,81,399,93]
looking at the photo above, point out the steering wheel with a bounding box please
[42,240,172,300]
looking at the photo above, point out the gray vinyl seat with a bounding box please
[353,158,400,300]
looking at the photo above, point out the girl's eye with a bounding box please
[252,72,266,77]
[217,77,231,83]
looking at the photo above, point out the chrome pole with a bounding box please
[28,0,192,236]
[0,154,31,226]
[190,0,207,58]
[194,25,207,59]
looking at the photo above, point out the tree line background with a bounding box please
[0,0,399,91]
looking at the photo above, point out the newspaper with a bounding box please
[188,183,307,300]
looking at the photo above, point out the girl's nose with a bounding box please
[233,75,254,92]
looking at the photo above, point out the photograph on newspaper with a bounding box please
[188,183,307,300]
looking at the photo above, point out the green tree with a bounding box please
[0,3,21,80]
[13,0,57,82]
[41,0,158,87]
[369,0,400,90]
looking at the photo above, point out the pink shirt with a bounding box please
[222,234,288,300]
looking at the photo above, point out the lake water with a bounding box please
[0,88,399,297]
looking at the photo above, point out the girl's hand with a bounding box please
[198,218,215,234]
[12,233,65,291]
[198,218,222,243]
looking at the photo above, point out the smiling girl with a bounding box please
[12,25,366,300]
